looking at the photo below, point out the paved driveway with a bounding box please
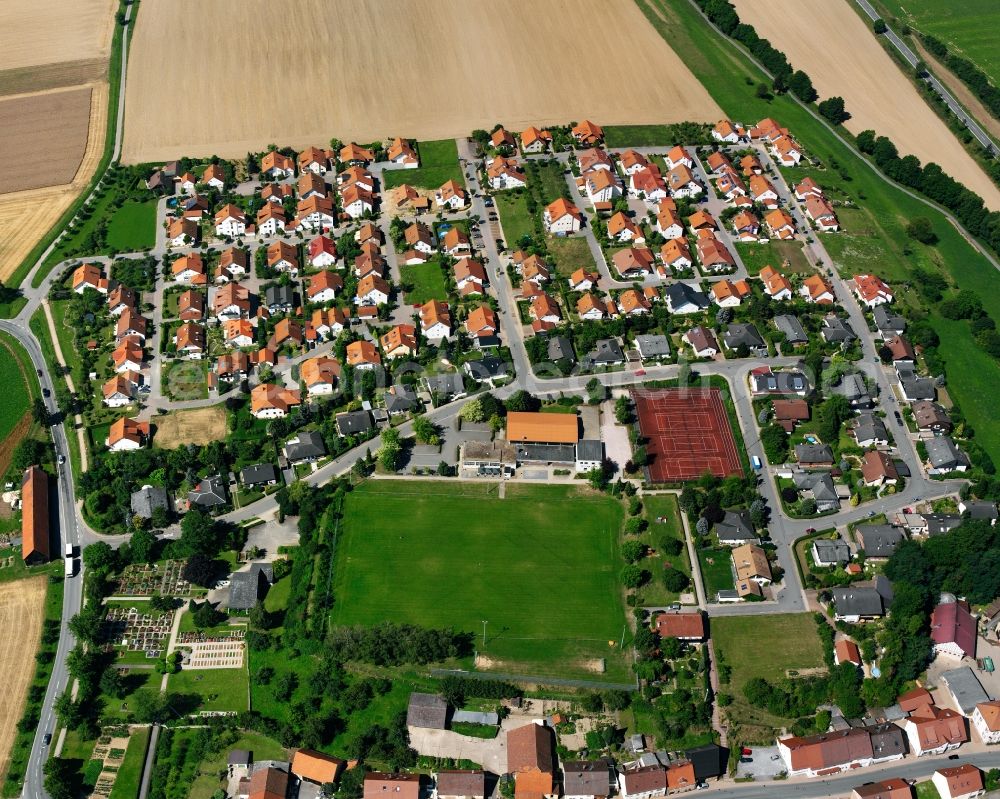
[406,727,508,774]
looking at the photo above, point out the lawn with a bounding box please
[547,235,598,278]
[635,494,693,606]
[107,200,157,251]
[733,240,811,276]
[712,614,826,739]
[108,727,151,799]
[638,0,1000,467]
[874,0,1000,86]
[332,481,631,681]
[161,360,209,401]
[697,547,735,598]
[400,259,448,305]
[527,161,570,206]
[914,782,942,799]
[383,139,464,190]
[167,666,249,713]
[495,192,534,246]
[604,124,704,148]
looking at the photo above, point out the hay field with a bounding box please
[730,0,1000,211]
[0,0,115,75]
[121,0,722,164]
[0,88,93,194]
[0,577,47,780]
[0,83,108,282]
[154,406,227,448]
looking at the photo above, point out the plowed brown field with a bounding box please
[122,0,722,163]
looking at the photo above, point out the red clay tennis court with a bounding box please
[632,388,743,482]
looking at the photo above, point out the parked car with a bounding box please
[43,733,51,746]
[42,388,50,397]
[741,747,752,755]
[739,757,753,764]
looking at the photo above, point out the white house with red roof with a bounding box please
[853,274,894,307]
[308,236,338,268]
[543,199,583,234]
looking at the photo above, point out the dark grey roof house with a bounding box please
[774,314,808,345]
[832,586,885,619]
[873,306,906,338]
[925,437,969,473]
[228,563,273,611]
[855,524,905,559]
[383,385,419,415]
[795,443,834,466]
[925,513,963,536]
[188,475,227,507]
[686,744,726,781]
[406,692,448,729]
[832,373,872,408]
[811,539,851,566]
[582,338,625,369]
[635,334,671,360]
[666,283,709,313]
[714,509,757,544]
[793,470,840,512]
[131,485,169,520]
[547,335,575,364]
[464,356,509,382]
[723,323,766,354]
[821,316,856,344]
[961,500,998,523]
[425,372,467,400]
[562,761,613,799]
[284,430,326,462]
[240,464,278,487]
[264,285,296,313]
[336,410,373,437]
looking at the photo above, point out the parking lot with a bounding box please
[733,745,785,780]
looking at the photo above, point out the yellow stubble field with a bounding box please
[121,0,723,163]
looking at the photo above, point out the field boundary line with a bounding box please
[429,668,637,692]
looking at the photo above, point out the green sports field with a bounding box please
[332,481,631,681]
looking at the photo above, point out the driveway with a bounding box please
[406,726,508,774]
[600,401,632,474]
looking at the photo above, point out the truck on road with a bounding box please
[751,455,762,470]
[64,544,75,578]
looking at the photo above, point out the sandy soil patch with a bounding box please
[154,406,228,449]
[0,577,47,781]
[0,87,93,194]
[1,0,116,74]
[730,0,1000,211]
[121,0,721,164]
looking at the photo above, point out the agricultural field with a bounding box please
[0,332,40,478]
[121,0,720,163]
[875,0,1000,87]
[0,578,47,783]
[729,0,1000,210]
[332,481,630,681]
[712,613,825,738]
[153,406,227,449]
[0,88,93,194]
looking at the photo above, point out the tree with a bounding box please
[82,541,117,574]
[586,378,607,405]
[818,96,850,125]
[621,540,647,563]
[755,82,771,100]
[178,510,219,556]
[131,688,168,723]
[100,668,127,699]
[44,758,78,799]
[662,569,689,593]
[412,415,440,445]
[182,553,217,588]
[378,428,402,472]
[249,601,269,630]
[587,464,610,492]
[614,396,632,425]
[788,70,817,102]
[695,517,710,537]
[504,390,540,413]
[193,601,225,628]
[873,18,887,34]
[760,423,789,464]
[619,564,646,589]
[31,397,49,425]
[129,529,157,564]
[906,216,937,244]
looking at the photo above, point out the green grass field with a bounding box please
[400,259,448,305]
[547,236,597,278]
[874,0,1000,86]
[333,481,630,680]
[383,139,464,190]
[636,494,692,606]
[107,200,157,251]
[605,125,680,148]
[168,666,249,713]
[0,332,36,443]
[188,732,286,799]
[108,727,150,799]
[496,192,535,246]
[697,547,735,598]
[637,0,1000,467]
[733,240,811,276]
[713,613,825,738]
[527,162,570,206]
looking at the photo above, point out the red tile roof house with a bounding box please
[930,600,977,661]
[364,774,421,799]
[543,199,583,235]
[932,765,984,799]
[654,611,706,641]
[972,699,1000,745]
[861,450,899,488]
[507,723,556,799]
[850,778,913,799]
[616,763,666,799]
[834,638,862,667]
[777,727,897,777]
[901,705,968,755]
[853,274,894,307]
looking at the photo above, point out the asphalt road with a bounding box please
[853,0,995,155]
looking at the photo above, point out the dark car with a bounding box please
[948,754,960,760]
[37,369,43,376]
[42,388,50,397]
[894,411,903,423]
[43,733,51,746]
[739,756,753,763]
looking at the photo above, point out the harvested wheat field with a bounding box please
[0,88,93,194]
[0,83,108,282]
[1,0,115,76]
[0,577,46,780]
[730,0,1000,211]
[122,0,721,163]
[154,406,228,448]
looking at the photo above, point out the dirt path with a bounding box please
[42,299,89,472]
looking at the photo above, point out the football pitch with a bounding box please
[332,481,631,682]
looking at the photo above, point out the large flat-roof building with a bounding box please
[506,411,579,464]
